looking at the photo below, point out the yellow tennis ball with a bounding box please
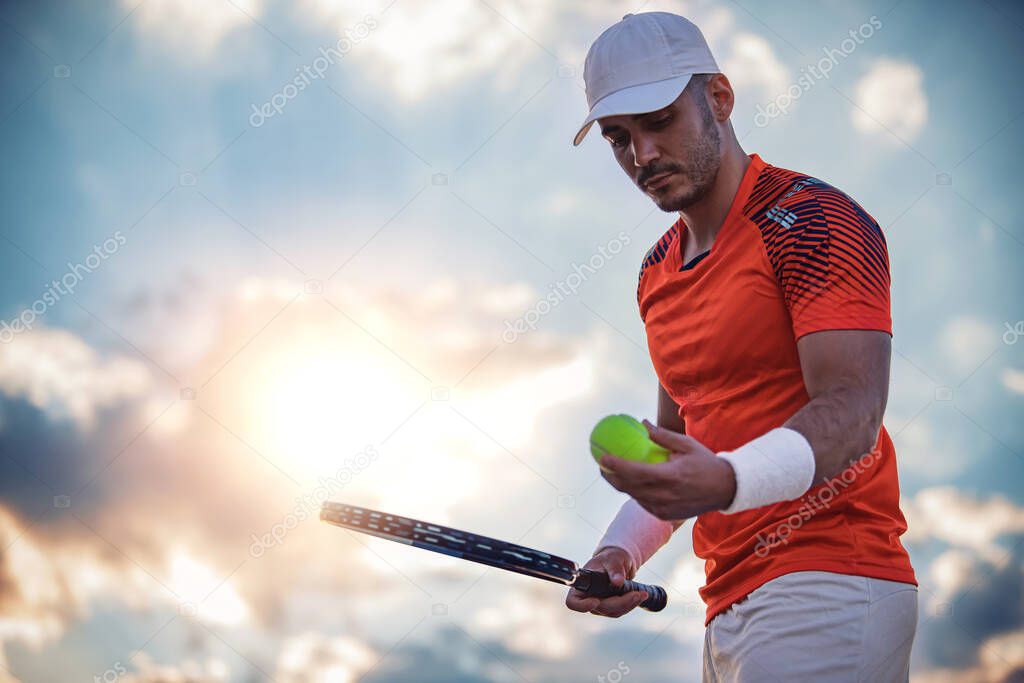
[590,414,669,464]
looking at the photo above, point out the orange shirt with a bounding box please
[637,154,916,624]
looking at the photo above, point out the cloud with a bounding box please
[126,0,264,59]
[0,327,169,432]
[471,585,580,660]
[542,190,582,216]
[360,626,525,683]
[1002,368,1024,395]
[940,316,998,377]
[971,630,1024,682]
[903,488,1024,673]
[889,417,965,480]
[928,548,981,604]
[300,0,790,113]
[303,0,555,101]
[274,633,376,683]
[917,544,1024,670]
[852,58,928,141]
[668,4,789,104]
[903,487,1024,563]
[166,552,251,626]
[913,630,1024,683]
[0,505,166,667]
[0,271,615,679]
[121,654,230,683]
[209,276,599,523]
[0,502,259,671]
[719,32,789,99]
[664,553,709,639]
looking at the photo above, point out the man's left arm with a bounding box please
[788,328,890,482]
[600,331,891,519]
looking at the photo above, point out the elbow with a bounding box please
[855,401,885,459]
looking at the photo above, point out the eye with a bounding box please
[648,114,672,128]
[609,136,629,148]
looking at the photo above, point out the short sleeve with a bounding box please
[760,181,891,339]
[637,222,680,321]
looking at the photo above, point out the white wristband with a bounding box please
[595,498,675,569]
[718,427,815,514]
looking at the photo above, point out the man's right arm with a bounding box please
[602,384,685,553]
[565,384,683,617]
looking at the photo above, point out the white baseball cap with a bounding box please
[573,12,719,146]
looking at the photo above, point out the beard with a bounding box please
[640,99,722,212]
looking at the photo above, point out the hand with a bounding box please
[599,420,737,520]
[564,546,647,618]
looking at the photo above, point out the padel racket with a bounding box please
[320,502,667,612]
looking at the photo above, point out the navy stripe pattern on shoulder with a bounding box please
[637,221,681,304]
[743,164,890,320]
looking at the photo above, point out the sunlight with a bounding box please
[251,345,418,481]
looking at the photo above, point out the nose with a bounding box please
[631,133,659,168]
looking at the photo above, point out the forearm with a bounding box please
[596,498,676,570]
[785,385,883,482]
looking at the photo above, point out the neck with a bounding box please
[678,143,751,253]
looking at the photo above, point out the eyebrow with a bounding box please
[599,109,671,136]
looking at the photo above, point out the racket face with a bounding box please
[320,502,577,585]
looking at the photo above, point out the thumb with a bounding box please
[593,547,632,585]
[643,419,699,454]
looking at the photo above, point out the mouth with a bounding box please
[642,171,676,192]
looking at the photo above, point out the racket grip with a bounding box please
[573,569,668,612]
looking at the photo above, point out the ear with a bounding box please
[707,73,735,122]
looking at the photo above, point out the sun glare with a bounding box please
[253,346,421,481]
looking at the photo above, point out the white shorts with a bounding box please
[703,570,918,683]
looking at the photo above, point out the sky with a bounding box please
[0,0,1022,681]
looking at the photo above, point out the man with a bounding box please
[565,12,918,682]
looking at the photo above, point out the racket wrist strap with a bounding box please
[595,498,675,569]
[718,427,816,514]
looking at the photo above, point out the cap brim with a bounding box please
[572,74,694,146]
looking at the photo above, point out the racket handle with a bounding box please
[573,569,668,612]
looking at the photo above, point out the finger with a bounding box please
[598,464,637,495]
[643,420,699,453]
[599,454,660,484]
[591,591,647,618]
[599,467,627,493]
[591,590,645,614]
[565,589,601,613]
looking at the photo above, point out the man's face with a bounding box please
[598,83,721,212]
